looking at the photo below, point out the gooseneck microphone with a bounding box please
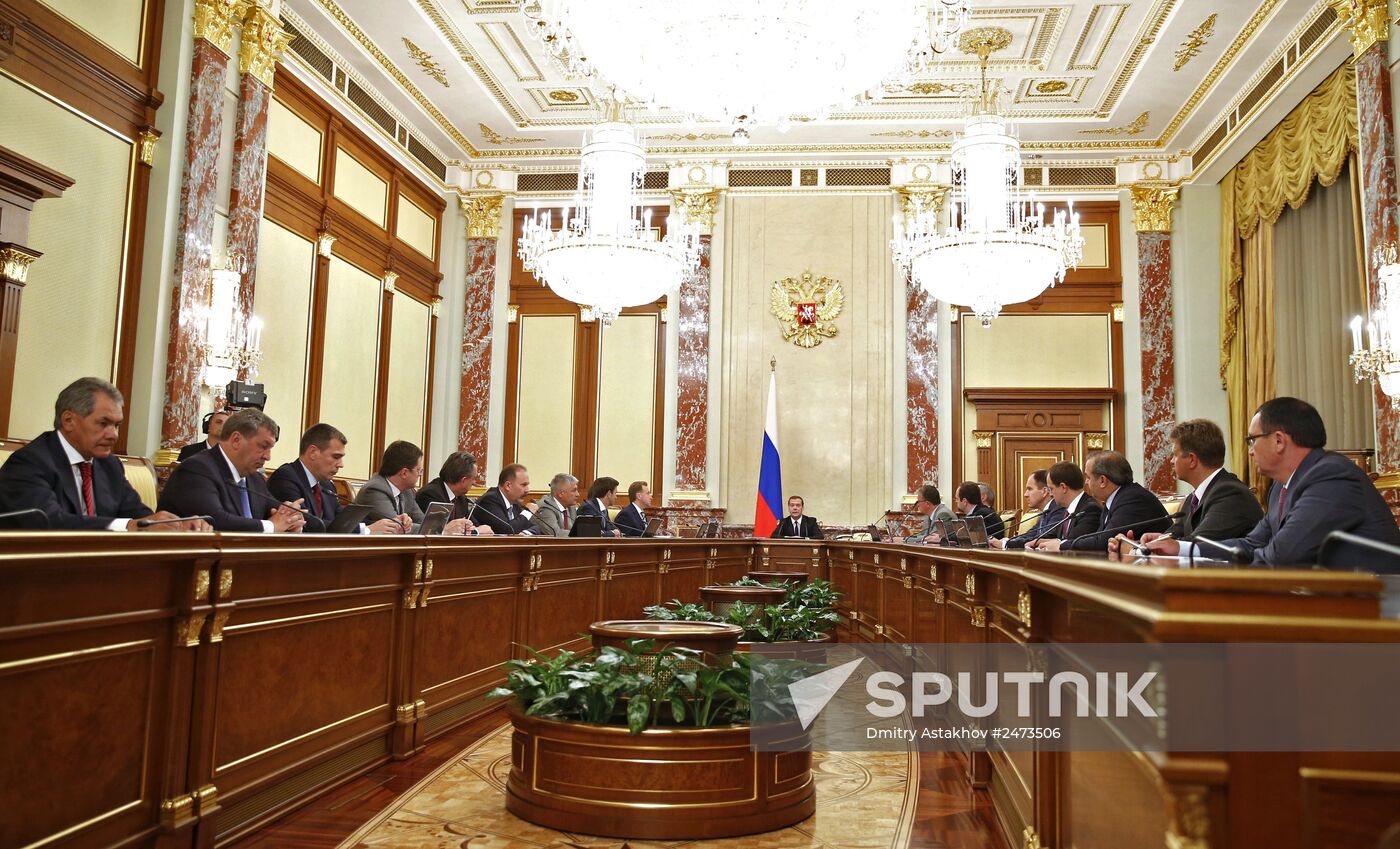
[463,494,533,535]
[1188,535,1250,565]
[0,507,51,528]
[1052,512,1176,551]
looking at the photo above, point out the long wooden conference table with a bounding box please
[2,533,1397,849]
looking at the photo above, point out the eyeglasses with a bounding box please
[1243,430,1278,446]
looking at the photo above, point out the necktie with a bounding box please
[237,479,253,519]
[311,483,324,517]
[1061,512,1072,535]
[394,491,403,514]
[78,462,95,517]
[793,517,799,535]
[1187,493,1200,520]
[562,506,570,529]
[1276,485,1288,522]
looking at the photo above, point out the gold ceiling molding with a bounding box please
[480,123,545,145]
[1068,3,1129,71]
[548,89,579,103]
[403,37,450,87]
[650,132,732,142]
[192,0,238,54]
[415,0,530,124]
[308,0,479,156]
[1094,0,1177,118]
[1080,111,1150,136]
[908,81,974,96]
[872,129,956,139]
[1036,80,1069,94]
[1130,183,1180,232]
[1328,0,1388,56]
[239,3,292,89]
[1173,13,1217,72]
[474,136,1164,159]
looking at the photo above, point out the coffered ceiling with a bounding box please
[280,0,1348,176]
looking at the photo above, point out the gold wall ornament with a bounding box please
[461,192,505,239]
[1173,13,1217,72]
[479,122,545,145]
[209,610,231,642]
[548,89,579,103]
[1035,80,1069,94]
[964,572,977,596]
[402,37,449,87]
[770,271,844,348]
[1086,431,1109,449]
[382,270,398,292]
[650,132,732,142]
[160,793,195,828]
[1080,110,1151,136]
[973,431,994,449]
[1166,785,1211,849]
[872,129,955,139]
[970,605,988,628]
[1023,826,1043,849]
[670,187,720,234]
[908,81,973,96]
[316,230,336,258]
[194,568,211,600]
[1017,589,1032,627]
[175,613,207,647]
[192,784,218,816]
[239,3,292,89]
[219,568,233,598]
[137,129,159,166]
[192,0,238,54]
[507,303,519,323]
[0,245,40,284]
[1329,0,1389,56]
[1131,184,1180,232]
[899,186,948,220]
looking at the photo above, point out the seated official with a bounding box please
[268,424,406,534]
[357,441,450,534]
[0,377,206,531]
[772,495,823,539]
[614,480,654,537]
[159,408,304,532]
[416,452,488,532]
[959,480,1006,539]
[902,484,956,544]
[994,470,1067,549]
[578,476,623,537]
[177,408,229,462]
[1033,451,1168,552]
[532,473,580,537]
[1139,398,1400,566]
[1027,461,1104,548]
[1108,419,1261,557]
[979,482,996,512]
[468,463,535,535]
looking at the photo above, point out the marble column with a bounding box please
[1332,0,1400,476]
[1131,184,1180,494]
[670,188,719,506]
[899,187,947,494]
[225,2,289,374]
[458,193,505,466]
[157,0,239,460]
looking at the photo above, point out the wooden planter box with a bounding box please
[589,619,743,658]
[736,632,833,661]
[747,570,810,586]
[505,706,815,839]
[699,584,787,621]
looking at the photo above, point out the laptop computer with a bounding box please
[643,517,663,537]
[326,504,373,534]
[569,515,603,538]
[937,516,971,547]
[418,502,454,535]
[962,514,992,548]
[865,524,884,542]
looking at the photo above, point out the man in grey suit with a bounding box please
[532,472,580,537]
[354,441,473,535]
[902,484,955,544]
[1141,398,1400,566]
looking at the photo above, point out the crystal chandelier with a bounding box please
[1350,244,1400,401]
[517,109,701,325]
[201,253,262,389]
[523,0,970,141]
[891,28,1083,327]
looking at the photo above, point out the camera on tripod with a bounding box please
[223,380,267,411]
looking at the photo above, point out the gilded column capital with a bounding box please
[898,186,949,220]
[137,128,160,166]
[192,0,239,55]
[461,192,507,240]
[669,187,720,234]
[237,2,292,89]
[1329,0,1388,56]
[0,244,41,284]
[1130,183,1180,233]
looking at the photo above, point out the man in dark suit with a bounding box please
[954,480,1006,540]
[159,408,305,532]
[268,424,405,534]
[416,451,482,524]
[354,441,471,534]
[468,463,536,535]
[0,377,205,531]
[1110,419,1262,556]
[616,480,655,537]
[177,408,229,462]
[772,495,823,539]
[1034,452,1168,552]
[1142,398,1400,567]
[1028,462,1104,549]
[996,470,1067,549]
[577,476,622,537]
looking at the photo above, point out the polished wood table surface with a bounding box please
[2,534,1396,849]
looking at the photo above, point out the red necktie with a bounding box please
[562,506,570,529]
[311,484,324,517]
[78,462,95,517]
[1276,485,1288,522]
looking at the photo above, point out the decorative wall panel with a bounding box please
[320,258,382,479]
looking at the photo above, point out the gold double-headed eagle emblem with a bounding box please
[769,271,845,348]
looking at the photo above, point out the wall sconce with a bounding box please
[202,253,263,389]
[1350,244,1400,402]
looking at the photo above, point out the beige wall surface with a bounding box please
[268,97,323,184]
[396,195,436,260]
[384,291,431,458]
[1,77,131,439]
[596,314,658,488]
[963,314,1112,389]
[321,257,382,479]
[333,147,387,228]
[253,219,315,468]
[38,0,144,64]
[718,193,894,527]
[515,314,576,481]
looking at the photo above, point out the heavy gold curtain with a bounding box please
[1220,61,1358,486]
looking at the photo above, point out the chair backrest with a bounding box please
[0,437,30,469]
[332,477,354,508]
[1318,530,1400,575]
[118,454,159,509]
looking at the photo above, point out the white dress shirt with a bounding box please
[220,448,274,533]
[57,432,128,532]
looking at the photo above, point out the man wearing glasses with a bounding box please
[1136,397,1398,565]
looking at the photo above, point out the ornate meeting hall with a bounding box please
[4,0,1400,847]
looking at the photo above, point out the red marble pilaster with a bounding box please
[673,236,712,502]
[1138,231,1177,493]
[159,33,233,455]
[458,237,497,464]
[1354,40,1400,474]
[905,275,940,493]
[225,70,272,376]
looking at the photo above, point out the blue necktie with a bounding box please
[237,479,253,519]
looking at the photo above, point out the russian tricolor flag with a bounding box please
[754,370,782,537]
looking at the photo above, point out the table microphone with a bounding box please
[136,514,213,528]
[463,496,535,535]
[1188,534,1249,565]
[0,507,51,528]
[1053,513,1176,551]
